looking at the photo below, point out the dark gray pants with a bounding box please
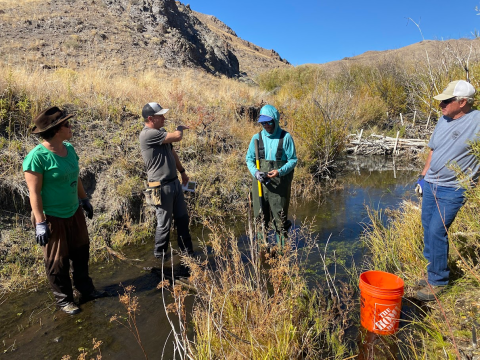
[154,179,193,257]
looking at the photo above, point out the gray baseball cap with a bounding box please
[142,102,169,119]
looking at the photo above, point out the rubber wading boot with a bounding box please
[77,288,108,304]
[415,279,428,288]
[256,232,268,250]
[276,233,286,249]
[61,302,81,315]
[155,251,172,263]
[86,289,107,300]
[416,284,446,301]
[177,264,191,278]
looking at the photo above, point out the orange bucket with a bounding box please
[359,270,404,335]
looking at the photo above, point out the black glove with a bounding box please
[35,221,50,246]
[254,171,269,184]
[80,198,93,219]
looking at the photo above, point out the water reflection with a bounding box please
[292,157,417,237]
[284,157,418,284]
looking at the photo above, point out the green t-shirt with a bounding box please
[23,142,80,218]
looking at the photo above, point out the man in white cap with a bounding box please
[139,102,194,265]
[415,80,480,301]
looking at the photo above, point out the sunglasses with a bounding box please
[261,120,274,126]
[62,121,71,128]
[441,97,457,105]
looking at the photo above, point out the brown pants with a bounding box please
[43,207,94,306]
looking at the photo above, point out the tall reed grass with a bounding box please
[156,218,358,359]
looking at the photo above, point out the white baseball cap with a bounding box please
[433,80,476,101]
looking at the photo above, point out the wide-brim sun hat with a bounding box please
[142,102,169,119]
[31,106,75,134]
[433,80,476,101]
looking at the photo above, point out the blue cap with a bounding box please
[258,115,273,123]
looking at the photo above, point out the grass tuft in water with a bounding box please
[160,217,359,359]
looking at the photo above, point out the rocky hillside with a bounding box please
[193,11,290,78]
[0,0,290,78]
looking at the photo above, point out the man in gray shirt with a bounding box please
[415,80,480,301]
[139,102,194,261]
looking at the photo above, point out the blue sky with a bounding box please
[187,0,480,66]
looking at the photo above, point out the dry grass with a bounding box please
[110,285,148,359]
[61,338,103,360]
[0,225,44,292]
[158,220,357,359]
[362,201,426,290]
[0,0,42,10]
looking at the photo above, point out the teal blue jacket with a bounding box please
[245,105,297,177]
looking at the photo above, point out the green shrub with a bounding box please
[354,94,387,128]
[288,97,349,177]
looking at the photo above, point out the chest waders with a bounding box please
[251,130,293,249]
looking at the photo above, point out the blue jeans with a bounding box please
[421,182,465,286]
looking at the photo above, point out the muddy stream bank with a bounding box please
[0,156,420,359]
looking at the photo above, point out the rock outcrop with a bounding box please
[102,0,240,76]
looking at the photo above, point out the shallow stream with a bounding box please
[0,156,420,359]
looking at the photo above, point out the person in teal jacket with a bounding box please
[245,104,297,248]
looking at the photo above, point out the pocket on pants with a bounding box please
[144,186,162,206]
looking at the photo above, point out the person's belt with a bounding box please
[148,177,177,187]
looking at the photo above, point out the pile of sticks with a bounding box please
[346,130,428,156]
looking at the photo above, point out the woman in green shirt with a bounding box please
[23,107,102,315]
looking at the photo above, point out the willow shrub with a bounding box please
[287,96,350,177]
[372,62,408,116]
[353,92,388,129]
[330,63,408,117]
